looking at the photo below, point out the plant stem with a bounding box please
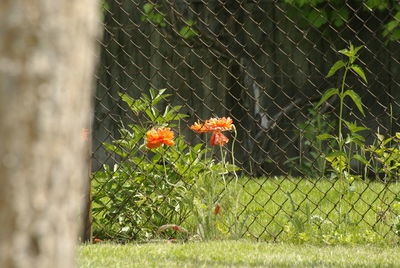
[230,125,243,239]
[205,133,208,161]
[337,65,349,225]
[162,149,167,176]
[231,125,239,186]
[162,148,178,187]
[220,145,227,190]
[338,66,349,157]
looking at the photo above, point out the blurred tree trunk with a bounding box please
[0,1,99,268]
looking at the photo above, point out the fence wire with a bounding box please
[90,0,400,242]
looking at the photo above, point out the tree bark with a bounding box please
[0,1,100,268]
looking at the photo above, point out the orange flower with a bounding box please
[210,131,229,146]
[190,120,211,133]
[190,117,233,133]
[204,117,233,132]
[146,127,175,149]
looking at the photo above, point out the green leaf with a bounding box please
[307,9,328,28]
[331,8,349,27]
[384,20,399,35]
[119,92,146,115]
[317,133,336,141]
[345,133,365,146]
[144,107,157,121]
[315,88,339,109]
[395,10,400,20]
[160,105,189,122]
[119,92,133,107]
[153,14,165,26]
[350,65,368,83]
[183,19,196,26]
[353,154,371,167]
[325,151,346,162]
[225,163,241,172]
[389,29,400,41]
[298,0,307,7]
[343,90,365,116]
[365,0,388,11]
[143,3,154,14]
[338,48,352,57]
[376,133,384,142]
[380,135,394,147]
[192,143,204,152]
[353,45,364,55]
[326,60,346,78]
[179,26,198,39]
[150,88,170,105]
[101,0,110,11]
[343,120,369,133]
[103,143,128,158]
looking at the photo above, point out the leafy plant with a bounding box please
[92,89,244,241]
[383,8,400,42]
[92,89,212,241]
[364,132,400,230]
[284,0,349,29]
[284,191,311,242]
[185,169,224,240]
[140,3,166,27]
[179,20,198,39]
[284,0,400,42]
[315,43,368,180]
[283,191,336,243]
[285,108,336,177]
[392,194,400,236]
[315,43,369,223]
[366,132,400,182]
[187,117,242,240]
[140,3,198,39]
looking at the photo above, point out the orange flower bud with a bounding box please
[214,204,221,215]
[210,131,229,146]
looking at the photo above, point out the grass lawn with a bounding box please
[93,177,400,243]
[78,241,400,267]
[235,177,400,243]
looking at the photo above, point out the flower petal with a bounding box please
[210,131,229,146]
[146,127,175,148]
[205,117,233,132]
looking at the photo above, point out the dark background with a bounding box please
[93,0,400,176]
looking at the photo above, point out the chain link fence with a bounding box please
[90,0,400,242]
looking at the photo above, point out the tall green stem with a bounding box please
[162,149,167,177]
[338,66,349,156]
[337,65,349,224]
[204,134,208,161]
[231,125,239,186]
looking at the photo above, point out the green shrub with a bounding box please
[92,89,210,240]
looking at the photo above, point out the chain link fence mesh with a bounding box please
[91,0,400,242]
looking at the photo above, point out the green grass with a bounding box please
[93,177,400,244]
[78,241,400,267]
[234,177,400,243]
